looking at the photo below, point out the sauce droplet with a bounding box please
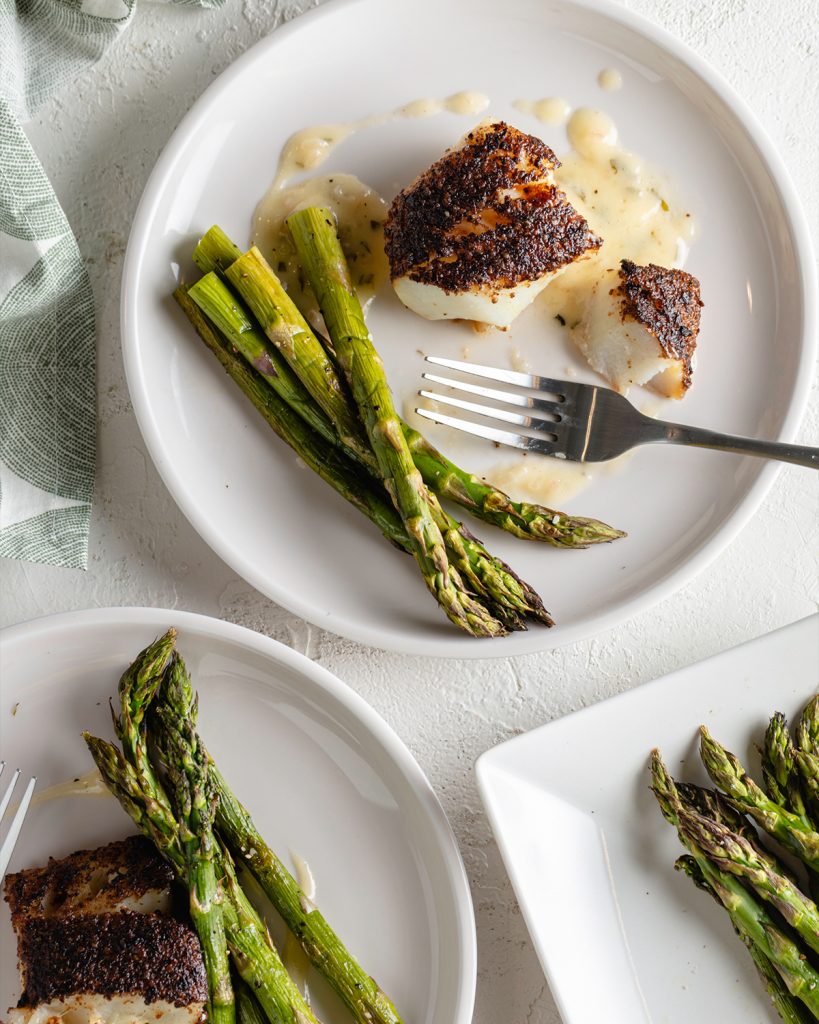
[566,107,618,157]
[401,97,442,119]
[443,91,490,116]
[597,68,623,92]
[513,97,571,126]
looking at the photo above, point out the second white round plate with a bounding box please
[0,608,475,1023]
[122,0,815,656]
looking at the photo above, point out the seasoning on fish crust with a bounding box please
[4,836,173,926]
[385,120,602,328]
[12,912,207,1010]
[576,259,703,398]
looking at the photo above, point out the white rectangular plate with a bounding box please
[477,615,819,1023]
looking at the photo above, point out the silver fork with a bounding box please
[0,762,36,878]
[417,357,818,468]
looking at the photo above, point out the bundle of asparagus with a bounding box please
[84,629,403,1024]
[174,212,624,637]
[651,696,819,1023]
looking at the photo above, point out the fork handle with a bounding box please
[653,420,819,469]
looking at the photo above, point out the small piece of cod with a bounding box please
[577,259,703,398]
[3,836,206,1024]
[384,120,601,328]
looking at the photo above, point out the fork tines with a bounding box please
[0,761,37,879]
[418,356,569,455]
[424,356,569,396]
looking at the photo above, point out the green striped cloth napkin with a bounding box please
[0,0,222,569]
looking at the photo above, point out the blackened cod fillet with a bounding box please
[577,259,703,398]
[6,913,207,1024]
[3,837,206,1024]
[384,120,601,328]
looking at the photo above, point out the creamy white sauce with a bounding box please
[543,106,698,328]
[272,121,371,191]
[566,106,618,155]
[597,68,623,92]
[508,346,531,374]
[270,91,491,193]
[444,90,490,116]
[487,452,632,506]
[488,458,593,505]
[402,97,442,119]
[30,768,111,808]
[513,96,571,126]
[282,852,317,1000]
[386,91,490,124]
[292,850,316,900]
[253,173,388,329]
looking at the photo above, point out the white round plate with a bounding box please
[0,608,475,1023]
[122,0,815,657]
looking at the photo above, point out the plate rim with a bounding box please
[120,0,818,659]
[475,612,819,1022]
[475,614,819,775]
[0,605,477,1023]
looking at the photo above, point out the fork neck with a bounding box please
[652,418,819,469]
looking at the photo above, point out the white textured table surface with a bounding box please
[2,1,817,1020]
